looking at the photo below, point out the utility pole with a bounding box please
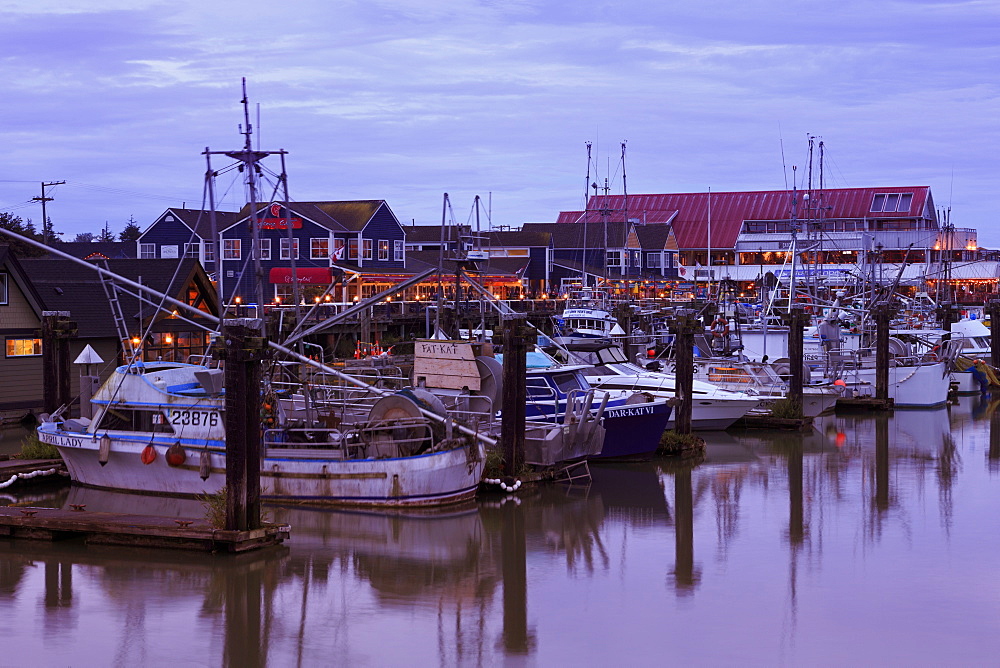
[32,181,66,245]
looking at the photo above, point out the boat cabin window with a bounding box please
[595,347,628,364]
[99,408,175,434]
[552,372,586,394]
[525,378,554,398]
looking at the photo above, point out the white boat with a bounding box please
[553,289,624,346]
[37,360,485,507]
[561,344,758,430]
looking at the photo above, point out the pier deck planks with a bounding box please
[0,507,289,553]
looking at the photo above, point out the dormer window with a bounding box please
[871,193,913,213]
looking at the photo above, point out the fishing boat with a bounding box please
[552,288,624,346]
[36,360,486,507]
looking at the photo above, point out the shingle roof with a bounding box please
[20,258,218,339]
[404,225,472,244]
[520,221,631,249]
[45,242,135,260]
[234,200,388,233]
[405,250,526,278]
[485,230,552,247]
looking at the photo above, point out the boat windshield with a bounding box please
[595,347,629,364]
[552,372,586,394]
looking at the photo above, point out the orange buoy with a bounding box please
[835,432,847,447]
[833,379,846,387]
[165,442,186,467]
[141,444,157,465]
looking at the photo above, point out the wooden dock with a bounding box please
[733,414,815,431]
[0,458,68,488]
[835,397,895,412]
[0,506,289,553]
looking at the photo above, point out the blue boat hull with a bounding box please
[596,401,672,460]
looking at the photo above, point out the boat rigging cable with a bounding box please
[0,226,496,448]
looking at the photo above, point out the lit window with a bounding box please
[223,239,241,260]
[348,238,359,260]
[258,238,271,260]
[280,238,299,260]
[204,242,215,262]
[6,338,41,357]
[139,243,156,259]
[311,238,330,259]
[393,240,404,262]
[378,239,389,261]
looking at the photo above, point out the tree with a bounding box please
[119,216,142,242]
[97,222,116,243]
[74,232,96,243]
[0,212,47,256]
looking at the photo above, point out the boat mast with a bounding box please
[583,141,593,290]
[788,167,799,314]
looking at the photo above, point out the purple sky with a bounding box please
[1,0,997,244]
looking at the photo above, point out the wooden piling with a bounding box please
[787,306,806,418]
[874,302,890,403]
[990,300,1000,371]
[672,311,695,435]
[217,318,269,532]
[41,311,75,416]
[500,313,528,478]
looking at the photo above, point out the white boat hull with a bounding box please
[837,362,951,407]
[38,428,484,507]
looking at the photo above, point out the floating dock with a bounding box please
[0,506,289,553]
[733,415,815,431]
[0,458,68,488]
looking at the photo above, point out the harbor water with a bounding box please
[2,396,999,666]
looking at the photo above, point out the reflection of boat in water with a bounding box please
[37,360,485,507]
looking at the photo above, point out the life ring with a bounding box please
[711,316,730,338]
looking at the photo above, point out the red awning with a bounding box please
[268,267,333,285]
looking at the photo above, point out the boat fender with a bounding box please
[98,434,111,467]
[140,444,157,465]
[165,442,186,467]
[199,450,211,480]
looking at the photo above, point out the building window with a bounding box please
[184,243,200,258]
[606,250,623,267]
[204,242,215,263]
[394,240,404,261]
[0,273,7,305]
[333,238,346,260]
[223,239,241,260]
[871,193,913,213]
[363,239,373,260]
[139,243,156,259]
[311,238,330,259]
[348,238,359,260]
[647,252,662,268]
[6,338,41,357]
[280,238,299,260]
[378,239,389,261]
[258,238,271,260]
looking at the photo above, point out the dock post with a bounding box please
[787,305,806,418]
[218,318,269,532]
[500,313,528,478]
[990,300,1000,370]
[41,311,75,416]
[673,310,695,435]
[874,302,890,403]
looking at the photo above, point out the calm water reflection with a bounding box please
[3,396,1000,666]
